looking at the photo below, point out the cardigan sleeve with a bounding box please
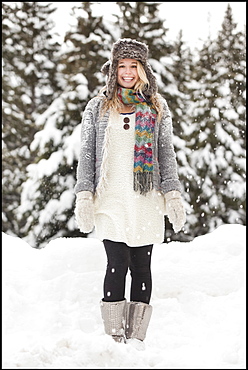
[157,97,182,194]
[74,98,98,194]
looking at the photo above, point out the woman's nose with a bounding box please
[125,68,132,74]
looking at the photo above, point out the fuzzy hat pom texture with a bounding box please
[101,38,157,99]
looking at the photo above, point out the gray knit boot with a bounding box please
[100,299,127,343]
[125,301,152,350]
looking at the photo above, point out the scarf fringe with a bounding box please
[134,172,154,195]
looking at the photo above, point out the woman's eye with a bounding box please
[118,65,137,68]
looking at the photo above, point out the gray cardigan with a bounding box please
[74,95,182,196]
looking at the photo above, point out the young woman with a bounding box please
[74,38,186,348]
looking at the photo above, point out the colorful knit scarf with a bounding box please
[117,87,157,195]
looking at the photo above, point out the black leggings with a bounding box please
[103,239,153,304]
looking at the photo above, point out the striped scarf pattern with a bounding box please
[117,87,157,194]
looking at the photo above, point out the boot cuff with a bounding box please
[125,301,152,341]
[100,299,127,337]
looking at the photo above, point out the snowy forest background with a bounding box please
[2,2,246,249]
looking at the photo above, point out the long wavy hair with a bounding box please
[99,61,163,122]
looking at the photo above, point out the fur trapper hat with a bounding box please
[101,38,158,99]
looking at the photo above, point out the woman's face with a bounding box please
[117,59,139,88]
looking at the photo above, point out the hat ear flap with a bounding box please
[143,62,158,96]
[104,60,118,99]
[101,60,111,76]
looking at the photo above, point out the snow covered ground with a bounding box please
[2,224,246,369]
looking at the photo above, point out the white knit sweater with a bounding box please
[94,111,166,247]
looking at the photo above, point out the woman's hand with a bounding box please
[165,190,186,233]
[75,191,94,233]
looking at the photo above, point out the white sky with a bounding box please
[52,2,246,48]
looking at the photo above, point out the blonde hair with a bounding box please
[99,61,163,122]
